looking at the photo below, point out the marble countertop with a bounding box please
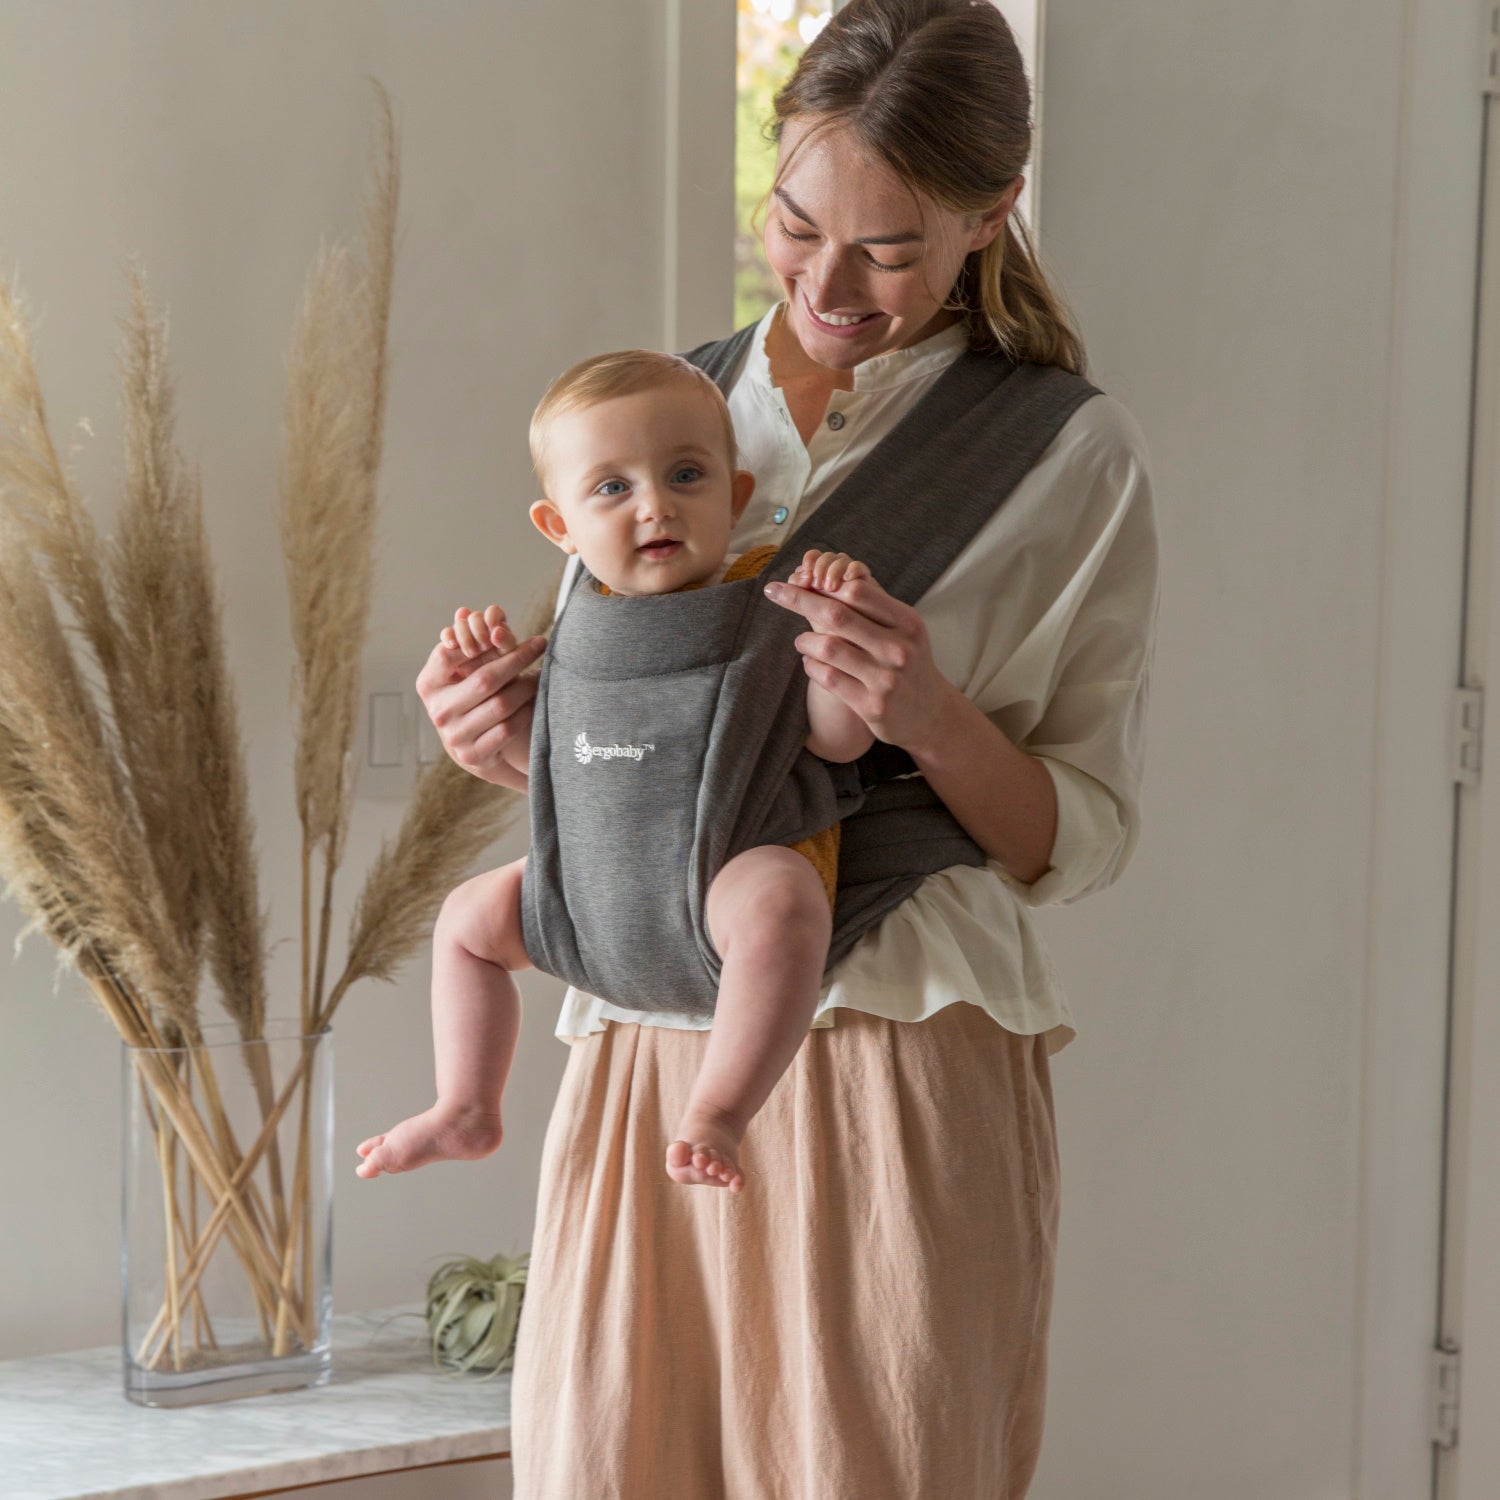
[0,1305,511,1500]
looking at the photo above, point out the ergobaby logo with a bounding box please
[573,730,655,766]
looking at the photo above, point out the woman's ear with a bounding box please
[730,468,756,523]
[529,498,576,553]
[970,175,1023,252]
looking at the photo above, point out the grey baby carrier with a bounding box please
[519,320,1100,1018]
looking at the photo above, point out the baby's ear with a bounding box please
[730,468,755,522]
[529,498,574,552]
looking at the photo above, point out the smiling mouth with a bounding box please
[802,287,882,329]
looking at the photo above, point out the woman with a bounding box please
[418,1,1158,1493]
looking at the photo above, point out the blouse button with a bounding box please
[826,410,846,430]
[772,505,789,524]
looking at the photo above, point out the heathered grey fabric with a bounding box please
[518,321,1101,1016]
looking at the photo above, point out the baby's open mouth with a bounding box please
[637,539,681,556]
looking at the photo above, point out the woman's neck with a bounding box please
[764,302,854,392]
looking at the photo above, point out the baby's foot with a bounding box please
[354,1104,503,1179]
[665,1114,747,1193]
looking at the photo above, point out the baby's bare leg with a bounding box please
[665,846,831,1193]
[355,856,533,1178]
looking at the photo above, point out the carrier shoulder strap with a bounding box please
[680,318,1100,608]
[680,317,1101,786]
[680,320,759,390]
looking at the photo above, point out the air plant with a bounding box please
[425,1250,530,1379]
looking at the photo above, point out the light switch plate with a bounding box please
[357,662,426,802]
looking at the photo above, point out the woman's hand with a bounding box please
[416,605,547,789]
[763,549,958,755]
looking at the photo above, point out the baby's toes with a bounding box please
[666,1139,716,1187]
[693,1145,734,1181]
[699,1146,744,1191]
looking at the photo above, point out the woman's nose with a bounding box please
[802,247,862,310]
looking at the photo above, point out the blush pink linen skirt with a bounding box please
[508,999,1061,1499]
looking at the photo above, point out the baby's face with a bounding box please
[530,382,754,597]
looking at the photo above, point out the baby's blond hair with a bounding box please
[529,348,737,499]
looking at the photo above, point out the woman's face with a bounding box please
[764,116,1020,370]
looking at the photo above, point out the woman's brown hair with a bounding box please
[758,0,1086,374]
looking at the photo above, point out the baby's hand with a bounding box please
[440,604,522,664]
[354,1104,504,1179]
[787,549,871,595]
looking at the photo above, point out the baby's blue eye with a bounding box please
[673,465,704,483]
[596,480,627,496]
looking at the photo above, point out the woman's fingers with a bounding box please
[418,633,544,734]
[415,605,550,781]
[764,569,911,644]
[462,692,538,771]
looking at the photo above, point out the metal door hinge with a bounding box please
[1432,1340,1461,1449]
[1453,687,1484,785]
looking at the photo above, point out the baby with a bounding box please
[355,349,876,1194]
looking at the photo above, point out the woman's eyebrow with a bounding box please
[773,186,924,245]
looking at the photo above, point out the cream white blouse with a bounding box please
[549,301,1159,1056]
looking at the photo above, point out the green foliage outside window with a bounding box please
[735,0,834,330]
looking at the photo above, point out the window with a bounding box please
[735,0,835,327]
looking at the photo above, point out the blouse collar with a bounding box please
[741,299,971,395]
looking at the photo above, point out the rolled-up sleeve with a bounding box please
[992,753,1130,907]
[970,394,1160,909]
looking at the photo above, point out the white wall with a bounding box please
[1032,1,1465,1496]
[0,0,669,1359]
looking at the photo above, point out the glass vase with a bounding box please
[121,1019,333,1406]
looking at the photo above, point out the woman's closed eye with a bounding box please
[776,220,914,273]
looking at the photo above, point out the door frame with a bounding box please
[1441,5,1500,1497]
[661,0,737,352]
